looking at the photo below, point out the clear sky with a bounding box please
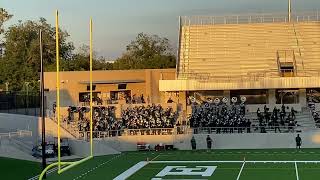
[2,0,320,59]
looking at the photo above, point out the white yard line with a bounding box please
[151,154,161,161]
[112,160,320,180]
[113,154,160,180]
[295,162,300,180]
[73,154,122,180]
[149,160,320,163]
[236,161,246,180]
[113,161,148,180]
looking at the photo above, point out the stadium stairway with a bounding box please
[0,138,37,162]
[46,117,78,139]
[8,136,34,155]
[245,108,317,129]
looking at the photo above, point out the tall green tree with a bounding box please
[2,18,74,91]
[113,33,176,70]
[0,8,12,34]
[50,44,113,71]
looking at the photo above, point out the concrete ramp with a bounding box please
[0,138,38,162]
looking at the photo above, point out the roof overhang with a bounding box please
[79,80,145,84]
[159,77,320,91]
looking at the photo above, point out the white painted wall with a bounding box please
[97,131,320,151]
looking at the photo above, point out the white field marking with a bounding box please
[72,154,122,180]
[114,160,320,180]
[236,161,246,180]
[151,154,161,161]
[149,161,320,163]
[295,162,300,180]
[113,161,149,180]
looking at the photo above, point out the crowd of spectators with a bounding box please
[308,101,320,125]
[122,104,176,129]
[189,98,250,133]
[64,106,120,133]
[256,104,297,133]
[64,104,177,135]
[313,111,320,124]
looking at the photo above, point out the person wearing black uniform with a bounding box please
[296,134,302,150]
[191,136,196,150]
[246,119,251,133]
[206,135,212,151]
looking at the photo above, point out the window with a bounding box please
[86,85,96,91]
[79,92,100,102]
[118,84,127,90]
[230,90,268,104]
[276,89,299,104]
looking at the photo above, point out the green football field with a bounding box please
[3,149,320,180]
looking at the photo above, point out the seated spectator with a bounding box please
[189,100,248,134]
[167,98,174,103]
[76,106,121,136]
[122,104,176,129]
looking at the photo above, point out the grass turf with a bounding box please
[2,149,320,180]
[0,157,41,179]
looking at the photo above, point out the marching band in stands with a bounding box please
[122,104,175,129]
[189,97,251,133]
[56,94,318,137]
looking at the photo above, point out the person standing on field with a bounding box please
[191,136,196,150]
[295,134,302,150]
[206,135,212,151]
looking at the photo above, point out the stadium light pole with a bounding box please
[39,29,47,179]
[288,0,291,22]
[89,17,93,157]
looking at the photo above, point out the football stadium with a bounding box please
[2,0,320,180]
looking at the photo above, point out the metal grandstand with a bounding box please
[180,12,320,26]
[176,12,320,83]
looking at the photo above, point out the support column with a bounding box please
[268,89,276,106]
[145,70,152,103]
[223,90,230,105]
[299,89,307,107]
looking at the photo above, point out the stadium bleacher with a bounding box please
[178,20,320,80]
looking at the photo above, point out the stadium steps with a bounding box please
[7,136,34,155]
[179,22,320,78]
[0,138,38,162]
[47,117,78,139]
[245,110,317,128]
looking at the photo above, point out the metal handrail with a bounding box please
[0,130,32,138]
[74,125,318,140]
[178,70,320,82]
[181,12,320,26]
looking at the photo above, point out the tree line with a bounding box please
[0,8,176,91]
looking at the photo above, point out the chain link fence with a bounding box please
[0,91,42,116]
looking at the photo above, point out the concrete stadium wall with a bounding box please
[99,131,320,151]
[39,118,75,140]
[175,132,320,150]
[0,113,76,145]
[69,139,120,157]
[0,113,38,143]
[44,69,176,108]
